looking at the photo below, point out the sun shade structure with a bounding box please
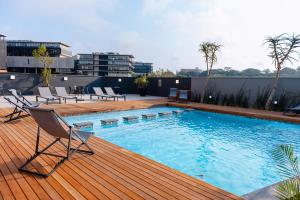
[36,87,61,104]
[55,87,78,103]
[19,107,94,177]
[104,87,126,101]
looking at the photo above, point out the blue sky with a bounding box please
[1,0,300,71]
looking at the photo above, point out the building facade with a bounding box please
[133,62,153,75]
[177,67,202,77]
[0,34,6,69]
[75,52,134,76]
[7,40,72,57]
[6,40,74,74]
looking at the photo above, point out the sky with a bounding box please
[1,0,300,72]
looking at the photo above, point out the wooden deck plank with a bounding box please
[9,120,110,200]
[0,121,72,200]
[0,100,243,200]
[0,170,15,200]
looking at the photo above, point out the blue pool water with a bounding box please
[64,106,300,195]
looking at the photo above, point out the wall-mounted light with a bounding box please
[118,78,122,82]
[158,79,162,87]
[175,79,179,84]
[63,76,68,81]
[274,100,278,105]
[209,95,212,99]
[10,75,15,80]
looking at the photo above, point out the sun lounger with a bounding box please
[178,90,189,102]
[104,87,126,101]
[284,104,300,115]
[36,87,61,105]
[169,88,178,101]
[8,89,39,107]
[91,87,114,100]
[3,97,30,122]
[19,107,94,177]
[55,87,78,103]
[3,89,40,122]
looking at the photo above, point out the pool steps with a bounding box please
[123,116,139,122]
[73,121,93,129]
[158,112,172,116]
[172,110,184,114]
[101,119,119,125]
[84,109,193,127]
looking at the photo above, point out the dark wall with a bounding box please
[0,73,102,95]
[147,77,191,97]
[0,73,191,96]
[191,77,300,105]
[100,77,191,96]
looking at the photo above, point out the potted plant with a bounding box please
[134,75,149,96]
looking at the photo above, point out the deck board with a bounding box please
[0,100,242,200]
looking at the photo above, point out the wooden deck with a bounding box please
[0,99,242,200]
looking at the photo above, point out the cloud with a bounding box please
[144,0,300,70]
[142,0,174,15]
[2,0,300,71]
[10,0,118,32]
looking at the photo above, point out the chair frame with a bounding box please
[104,87,126,101]
[19,109,94,177]
[8,89,34,106]
[177,90,190,103]
[55,87,78,104]
[90,87,114,101]
[36,87,61,105]
[3,97,30,122]
[168,88,178,101]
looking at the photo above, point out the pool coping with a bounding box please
[167,102,300,125]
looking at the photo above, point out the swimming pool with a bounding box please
[65,106,300,195]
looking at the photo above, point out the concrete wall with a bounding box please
[6,56,74,69]
[191,77,300,104]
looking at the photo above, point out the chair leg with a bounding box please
[18,136,64,177]
[4,108,24,123]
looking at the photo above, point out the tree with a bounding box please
[264,33,300,110]
[272,144,300,199]
[199,42,221,103]
[149,68,175,77]
[241,68,263,77]
[33,44,53,86]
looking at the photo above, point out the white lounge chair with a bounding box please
[19,107,94,177]
[36,87,61,105]
[178,90,189,102]
[104,87,126,101]
[91,87,113,101]
[55,87,78,103]
[168,88,178,101]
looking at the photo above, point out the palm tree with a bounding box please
[199,42,221,103]
[264,33,300,110]
[272,144,300,199]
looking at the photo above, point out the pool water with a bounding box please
[64,106,300,195]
